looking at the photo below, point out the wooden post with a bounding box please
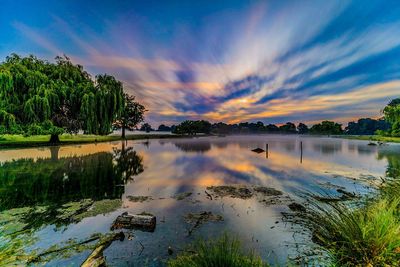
[266,143,269,158]
[300,141,303,163]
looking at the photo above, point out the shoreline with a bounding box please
[336,135,400,143]
[0,133,190,150]
[2,133,400,150]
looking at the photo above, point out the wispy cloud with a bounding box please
[9,1,400,126]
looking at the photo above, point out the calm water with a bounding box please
[1,135,399,266]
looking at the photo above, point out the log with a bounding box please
[111,212,156,232]
[81,232,124,267]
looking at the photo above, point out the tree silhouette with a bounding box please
[113,93,146,138]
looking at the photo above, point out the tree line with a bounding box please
[0,54,145,141]
[153,98,400,136]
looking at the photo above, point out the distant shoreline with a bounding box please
[336,135,400,144]
[1,133,399,150]
[0,133,188,150]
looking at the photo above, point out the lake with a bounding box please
[1,135,399,266]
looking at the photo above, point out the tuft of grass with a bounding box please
[303,180,400,266]
[168,233,269,267]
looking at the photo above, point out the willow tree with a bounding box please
[0,54,127,142]
[383,98,400,136]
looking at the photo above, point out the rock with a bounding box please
[111,212,156,232]
[168,246,173,255]
[367,142,377,146]
[126,196,153,203]
[251,148,265,153]
[288,202,306,213]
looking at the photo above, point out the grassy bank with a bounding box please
[341,135,400,143]
[301,178,400,266]
[0,133,185,149]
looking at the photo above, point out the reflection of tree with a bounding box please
[174,141,211,153]
[312,143,341,155]
[113,143,144,182]
[378,150,400,178]
[0,149,144,211]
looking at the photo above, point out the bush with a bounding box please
[168,234,268,267]
[302,180,400,266]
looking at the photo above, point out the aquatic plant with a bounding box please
[168,233,269,267]
[302,179,400,266]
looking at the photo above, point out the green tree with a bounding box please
[297,123,309,134]
[113,93,145,138]
[383,98,400,136]
[279,122,297,133]
[0,54,126,142]
[310,121,343,135]
[140,123,153,132]
[173,120,211,135]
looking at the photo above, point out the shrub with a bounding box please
[304,190,400,266]
[168,233,269,267]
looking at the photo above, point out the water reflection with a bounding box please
[0,144,144,211]
[174,140,211,153]
[0,136,399,266]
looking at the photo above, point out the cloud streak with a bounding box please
[6,0,400,126]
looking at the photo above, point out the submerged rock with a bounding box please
[127,195,153,203]
[251,148,265,153]
[206,185,253,199]
[206,185,284,201]
[111,212,156,232]
[173,192,193,201]
[253,186,283,196]
[184,211,223,236]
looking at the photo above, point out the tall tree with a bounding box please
[383,98,400,136]
[0,54,126,142]
[113,93,146,138]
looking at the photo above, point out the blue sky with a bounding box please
[1,0,400,126]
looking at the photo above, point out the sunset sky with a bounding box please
[1,0,400,126]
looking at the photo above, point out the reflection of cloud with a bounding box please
[10,1,400,125]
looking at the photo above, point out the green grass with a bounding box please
[303,179,400,266]
[168,233,269,267]
[341,135,400,143]
[0,133,184,149]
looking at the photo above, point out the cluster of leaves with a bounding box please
[309,121,343,135]
[112,93,146,137]
[0,54,125,138]
[172,120,212,135]
[345,118,390,135]
[382,98,400,136]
